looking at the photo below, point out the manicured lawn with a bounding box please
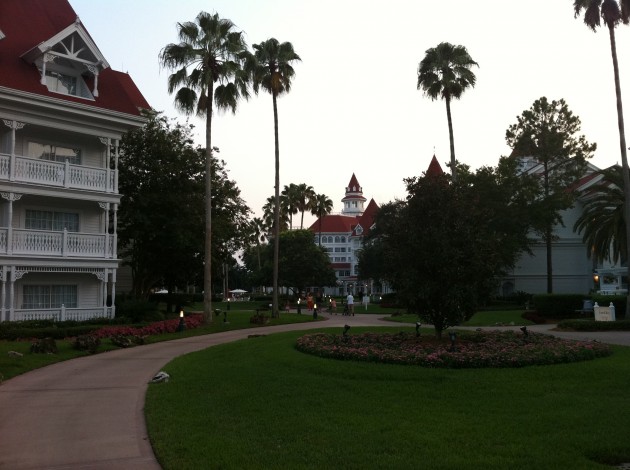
[0,310,319,381]
[146,326,630,469]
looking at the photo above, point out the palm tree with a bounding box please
[417,42,478,181]
[245,38,301,317]
[159,12,249,323]
[281,183,300,228]
[575,0,630,317]
[262,195,290,234]
[295,183,316,229]
[311,193,334,245]
[575,166,627,265]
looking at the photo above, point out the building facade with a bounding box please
[309,174,386,296]
[0,0,149,321]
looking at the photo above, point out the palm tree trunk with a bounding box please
[608,24,630,318]
[272,92,280,318]
[445,96,457,181]
[203,89,214,324]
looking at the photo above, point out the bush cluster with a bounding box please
[532,294,585,319]
[296,331,612,368]
[557,319,630,331]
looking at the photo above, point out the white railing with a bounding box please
[11,306,114,322]
[2,228,115,258]
[0,153,116,193]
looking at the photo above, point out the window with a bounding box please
[313,236,319,244]
[23,285,77,309]
[334,236,340,243]
[340,236,346,243]
[334,247,346,253]
[43,69,93,99]
[355,226,363,235]
[26,210,79,232]
[28,142,81,165]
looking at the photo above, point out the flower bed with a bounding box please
[295,331,612,368]
[89,314,204,340]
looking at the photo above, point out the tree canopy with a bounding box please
[506,96,595,292]
[118,112,250,298]
[358,159,536,338]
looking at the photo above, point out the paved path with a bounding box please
[0,314,628,469]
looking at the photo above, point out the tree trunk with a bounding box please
[445,96,457,181]
[272,92,280,318]
[608,24,630,319]
[203,86,214,324]
[546,228,553,294]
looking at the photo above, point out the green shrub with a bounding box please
[72,335,101,353]
[557,319,630,331]
[532,294,585,319]
[116,298,162,322]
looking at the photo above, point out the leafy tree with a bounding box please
[244,38,301,317]
[417,42,478,181]
[159,11,249,322]
[574,0,630,314]
[311,193,334,245]
[118,113,204,298]
[506,97,596,293]
[245,230,336,296]
[358,162,536,338]
[119,113,250,303]
[575,165,627,264]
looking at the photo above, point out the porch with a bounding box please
[0,228,115,258]
[0,153,117,193]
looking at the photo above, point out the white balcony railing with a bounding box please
[11,306,114,322]
[0,228,115,258]
[0,153,116,193]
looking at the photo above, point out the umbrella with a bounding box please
[230,289,248,294]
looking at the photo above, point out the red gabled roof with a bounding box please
[425,155,444,177]
[352,198,379,237]
[308,214,357,233]
[0,0,150,116]
[346,173,362,193]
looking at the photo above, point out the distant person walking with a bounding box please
[346,293,354,316]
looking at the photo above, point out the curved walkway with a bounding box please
[0,314,628,469]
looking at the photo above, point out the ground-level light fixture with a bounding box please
[343,324,351,336]
[177,310,185,332]
[448,331,457,351]
[520,326,529,337]
[415,322,421,337]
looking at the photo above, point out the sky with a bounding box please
[71,0,630,227]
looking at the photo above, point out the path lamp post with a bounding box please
[313,303,318,319]
[177,310,185,332]
[297,298,301,314]
[449,331,457,352]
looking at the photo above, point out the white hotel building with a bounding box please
[0,0,149,321]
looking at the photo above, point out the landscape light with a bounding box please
[520,326,529,337]
[313,303,318,319]
[177,310,185,332]
[343,324,351,336]
[448,331,457,351]
[415,322,421,337]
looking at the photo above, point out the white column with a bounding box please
[0,266,6,322]
[1,192,22,255]
[3,120,25,182]
[112,203,118,258]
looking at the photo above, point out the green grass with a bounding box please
[0,310,319,381]
[145,327,630,469]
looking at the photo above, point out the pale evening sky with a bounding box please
[72,0,630,227]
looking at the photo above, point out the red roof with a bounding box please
[0,0,150,116]
[425,155,444,177]
[352,198,379,237]
[308,214,357,233]
[346,173,362,193]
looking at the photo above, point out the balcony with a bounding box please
[0,153,117,193]
[0,228,115,258]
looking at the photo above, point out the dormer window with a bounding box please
[42,67,93,99]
